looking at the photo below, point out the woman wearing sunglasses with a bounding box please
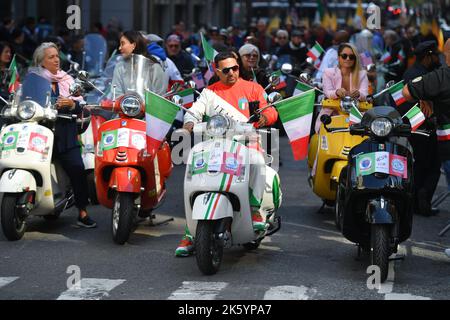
[238,43,269,88]
[316,43,368,132]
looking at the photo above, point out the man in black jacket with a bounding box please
[164,34,194,77]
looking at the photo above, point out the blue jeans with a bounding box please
[443,160,450,191]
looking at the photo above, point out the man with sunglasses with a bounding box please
[175,51,278,257]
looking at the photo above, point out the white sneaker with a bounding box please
[445,249,450,258]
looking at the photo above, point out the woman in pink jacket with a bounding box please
[315,43,369,132]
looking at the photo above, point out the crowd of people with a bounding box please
[0,15,449,257]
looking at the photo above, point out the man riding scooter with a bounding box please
[176,51,278,257]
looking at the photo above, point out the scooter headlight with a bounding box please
[206,115,229,137]
[17,100,37,120]
[370,118,393,137]
[120,95,142,117]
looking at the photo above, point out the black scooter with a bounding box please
[322,106,426,282]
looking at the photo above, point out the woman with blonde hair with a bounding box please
[315,43,368,132]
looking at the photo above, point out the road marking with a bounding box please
[57,278,126,300]
[263,285,317,300]
[0,277,19,289]
[385,293,431,300]
[168,281,228,300]
[284,221,341,236]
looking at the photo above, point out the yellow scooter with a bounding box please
[308,97,372,206]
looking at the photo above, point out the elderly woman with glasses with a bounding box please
[316,43,368,132]
[238,43,269,88]
[29,42,97,227]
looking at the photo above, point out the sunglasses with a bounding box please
[168,44,180,48]
[340,53,356,61]
[217,65,239,74]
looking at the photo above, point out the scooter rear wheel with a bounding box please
[111,192,135,245]
[195,221,223,275]
[371,225,390,283]
[1,193,26,241]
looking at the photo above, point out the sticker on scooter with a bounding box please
[28,132,47,153]
[221,152,242,176]
[356,152,407,178]
[192,151,209,175]
[102,131,117,150]
[2,132,19,150]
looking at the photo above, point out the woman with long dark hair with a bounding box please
[111,30,167,97]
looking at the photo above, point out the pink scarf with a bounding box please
[39,68,83,101]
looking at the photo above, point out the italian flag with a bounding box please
[274,89,315,160]
[145,90,180,155]
[201,32,218,63]
[349,104,363,124]
[293,81,313,96]
[8,55,20,93]
[437,124,450,141]
[177,88,195,108]
[397,49,405,62]
[403,104,425,131]
[387,81,406,106]
[381,51,392,64]
[307,42,325,61]
[271,70,287,90]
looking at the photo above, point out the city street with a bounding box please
[0,137,449,300]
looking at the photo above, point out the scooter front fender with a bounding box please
[366,199,394,224]
[0,169,37,193]
[192,192,233,220]
[331,160,347,183]
[108,167,142,193]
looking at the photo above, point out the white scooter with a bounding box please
[184,92,283,275]
[0,73,78,241]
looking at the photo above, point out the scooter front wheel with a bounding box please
[1,193,26,241]
[195,220,223,275]
[371,225,390,283]
[111,192,135,245]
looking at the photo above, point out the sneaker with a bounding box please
[252,212,266,232]
[445,249,450,258]
[77,215,97,228]
[175,236,194,257]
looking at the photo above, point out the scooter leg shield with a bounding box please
[192,193,233,220]
[0,170,37,193]
[366,199,394,224]
[108,167,142,193]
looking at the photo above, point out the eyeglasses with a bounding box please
[243,54,258,59]
[340,53,356,61]
[277,36,287,39]
[168,44,180,49]
[217,65,239,74]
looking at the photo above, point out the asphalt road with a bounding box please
[0,137,449,300]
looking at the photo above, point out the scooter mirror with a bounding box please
[386,80,395,89]
[300,72,310,82]
[262,54,271,63]
[171,95,184,106]
[185,47,192,54]
[367,63,376,72]
[269,74,281,87]
[170,82,182,93]
[188,80,197,90]
[77,70,90,82]
[320,114,332,125]
[306,57,314,65]
[267,92,282,104]
[69,82,84,97]
[281,63,293,74]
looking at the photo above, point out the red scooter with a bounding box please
[95,54,172,244]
